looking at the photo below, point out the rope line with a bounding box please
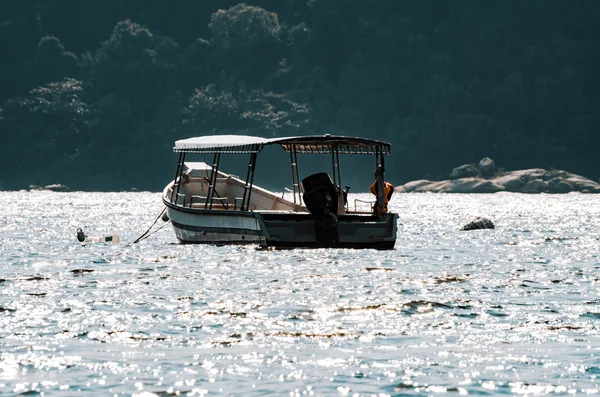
[133,207,168,244]
[138,221,171,241]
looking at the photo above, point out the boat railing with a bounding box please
[189,195,207,207]
[354,198,375,212]
[190,195,229,209]
[166,185,179,204]
[175,192,186,206]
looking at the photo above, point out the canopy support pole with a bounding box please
[171,152,186,204]
[374,148,385,215]
[242,152,257,211]
[331,146,337,186]
[335,148,342,195]
[289,148,302,204]
[205,152,221,209]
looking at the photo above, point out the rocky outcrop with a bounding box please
[44,183,71,192]
[460,217,495,230]
[396,159,600,194]
[29,184,71,192]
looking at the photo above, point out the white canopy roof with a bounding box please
[174,135,269,154]
[173,134,391,155]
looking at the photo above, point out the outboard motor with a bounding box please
[302,173,340,244]
[302,173,338,217]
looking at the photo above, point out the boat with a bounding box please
[162,134,398,249]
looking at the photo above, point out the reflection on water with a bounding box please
[1,191,599,395]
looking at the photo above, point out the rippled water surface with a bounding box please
[1,191,600,396]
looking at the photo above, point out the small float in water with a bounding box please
[77,228,120,243]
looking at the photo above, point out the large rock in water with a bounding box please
[460,217,495,231]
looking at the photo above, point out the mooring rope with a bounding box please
[133,207,168,244]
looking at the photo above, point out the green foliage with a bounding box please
[210,4,280,50]
[180,38,212,91]
[209,3,282,83]
[1,79,89,185]
[90,20,180,103]
[182,85,311,137]
[34,36,79,86]
[0,1,43,101]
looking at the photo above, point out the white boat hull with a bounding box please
[166,206,266,245]
[165,203,397,249]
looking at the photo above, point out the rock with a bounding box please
[521,168,547,181]
[29,185,44,191]
[494,173,527,192]
[547,170,568,180]
[521,179,549,193]
[44,184,70,192]
[449,164,481,180]
[398,180,434,193]
[446,178,505,193]
[478,157,496,177]
[547,177,561,188]
[411,180,451,193]
[565,175,600,193]
[460,217,495,231]
[550,180,572,193]
[396,166,600,194]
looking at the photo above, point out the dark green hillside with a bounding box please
[0,0,598,191]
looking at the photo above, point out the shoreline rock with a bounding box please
[28,183,71,192]
[396,159,600,194]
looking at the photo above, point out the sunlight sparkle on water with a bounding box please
[1,192,599,395]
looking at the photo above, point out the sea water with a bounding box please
[0,191,599,396]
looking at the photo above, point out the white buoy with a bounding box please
[77,228,120,243]
[87,234,120,243]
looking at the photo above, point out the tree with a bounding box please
[1,78,89,186]
[34,36,79,86]
[181,84,311,137]
[209,4,282,84]
[88,20,180,112]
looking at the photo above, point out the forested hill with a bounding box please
[1,0,598,191]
